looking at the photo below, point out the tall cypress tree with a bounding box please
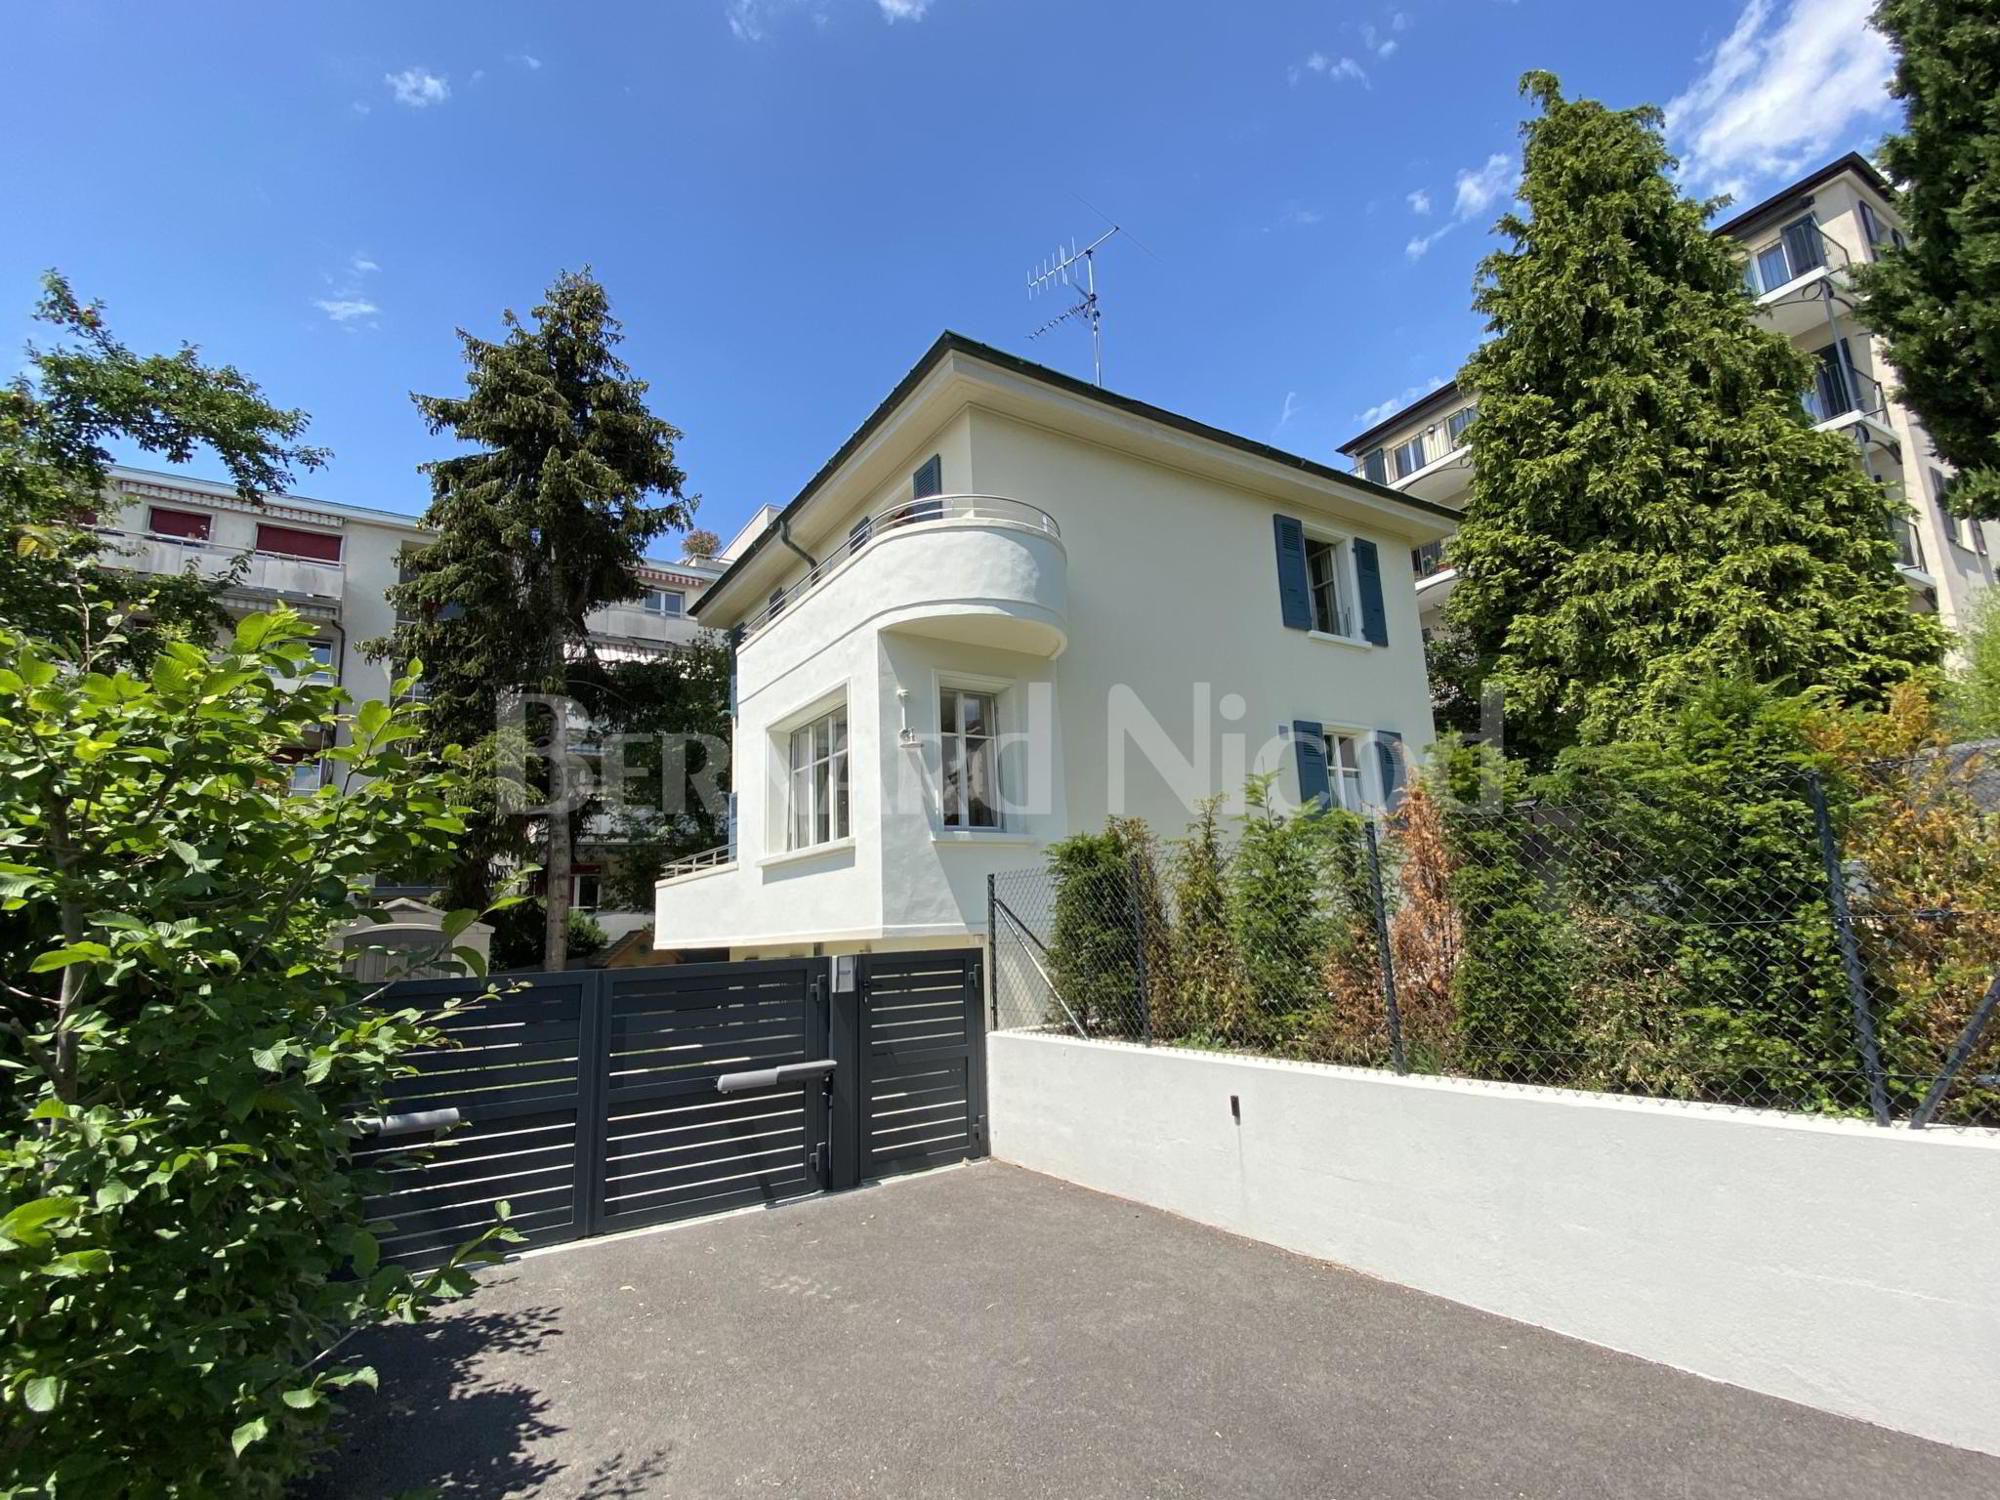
[374,270,694,967]
[1854,0,2000,519]
[1443,74,1944,764]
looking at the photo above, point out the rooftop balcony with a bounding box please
[95,529,344,609]
[741,494,1068,661]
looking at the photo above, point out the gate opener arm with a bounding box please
[716,1058,836,1095]
[352,1107,463,1138]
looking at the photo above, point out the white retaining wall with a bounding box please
[987,1031,2000,1456]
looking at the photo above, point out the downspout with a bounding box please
[777,516,817,570]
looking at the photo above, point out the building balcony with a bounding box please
[96,529,345,610]
[741,495,1069,661]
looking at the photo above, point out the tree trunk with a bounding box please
[543,696,573,973]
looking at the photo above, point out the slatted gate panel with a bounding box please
[594,959,828,1234]
[358,971,591,1269]
[856,950,987,1180]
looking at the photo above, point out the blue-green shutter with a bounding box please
[1374,730,1406,808]
[1354,538,1389,646]
[912,454,943,499]
[1291,720,1330,809]
[1274,515,1312,630]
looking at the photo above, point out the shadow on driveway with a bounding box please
[304,1161,2000,1499]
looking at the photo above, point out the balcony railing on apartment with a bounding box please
[94,528,345,600]
[1410,538,1451,582]
[741,494,1060,641]
[1803,365,1889,427]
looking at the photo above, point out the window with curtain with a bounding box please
[1303,536,1355,637]
[939,688,1000,829]
[788,706,849,849]
[1392,434,1427,478]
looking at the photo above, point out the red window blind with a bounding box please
[255,523,342,562]
[149,507,212,541]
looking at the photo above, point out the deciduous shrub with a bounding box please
[0,605,508,1496]
[1044,817,1164,1036]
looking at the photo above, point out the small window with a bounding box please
[1754,243,1791,294]
[1393,435,1427,479]
[303,641,334,684]
[1359,449,1388,486]
[1446,406,1477,446]
[1303,536,1354,637]
[940,688,1001,830]
[1329,732,1364,813]
[787,706,850,849]
[572,871,601,911]
[148,507,212,542]
[642,588,685,617]
[255,523,342,563]
[287,758,324,797]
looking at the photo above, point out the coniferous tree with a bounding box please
[374,270,695,968]
[1854,0,2000,519]
[1443,75,1944,764]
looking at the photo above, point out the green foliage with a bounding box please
[1945,587,2000,739]
[1225,775,1358,1047]
[371,269,698,963]
[0,272,330,671]
[1445,74,1944,763]
[1855,0,2000,518]
[0,602,513,1496]
[1044,817,1163,1036]
[1432,742,1579,1077]
[492,906,609,973]
[1158,796,1252,1043]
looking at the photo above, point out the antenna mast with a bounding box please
[1027,226,1120,385]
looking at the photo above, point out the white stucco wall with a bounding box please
[988,1031,2000,1457]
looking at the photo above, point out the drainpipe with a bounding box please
[777,517,816,570]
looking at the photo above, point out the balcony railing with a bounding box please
[1804,366,1889,427]
[659,843,733,882]
[1410,539,1450,581]
[94,529,345,601]
[1892,512,1925,573]
[741,494,1060,641]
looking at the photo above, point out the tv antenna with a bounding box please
[1027,226,1121,385]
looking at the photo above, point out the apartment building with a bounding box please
[94,464,721,938]
[654,333,1453,958]
[1339,154,1999,634]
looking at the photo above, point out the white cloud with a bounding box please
[729,0,933,39]
[350,254,380,275]
[1407,188,1432,216]
[1276,391,1302,433]
[385,68,449,108]
[1453,153,1517,218]
[1405,224,1455,259]
[1355,377,1446,428]
[314,297,380,325]
[510,53,543,69]
[1294,51,1368,85]
[1666,0,1894,196]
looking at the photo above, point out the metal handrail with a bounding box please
[659,843,733,881]
[1804,366,1890,426]
[94,527,348,570]
[742,494,1059,640]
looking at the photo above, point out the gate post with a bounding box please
[574,969,613,1238]
[986,872,998,1031]
[826,955,863,1191]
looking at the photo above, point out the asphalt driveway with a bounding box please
[306,1160,1999,1499]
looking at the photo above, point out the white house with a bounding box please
[654,333,1454,959]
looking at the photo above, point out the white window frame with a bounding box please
[572,871,601,910]
[939,685,1003,831]
[785,704,850,851]
[1302,529,1361,641]
[1326,728,1365,813]
[641,587,685,617]
[1392,434,1428,479]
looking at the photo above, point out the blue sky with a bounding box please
[1,0,1898,551]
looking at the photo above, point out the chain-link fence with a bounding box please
[990,755,2000,1129]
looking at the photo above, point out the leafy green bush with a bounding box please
[1225,775,1355,1049]
[1044,818,1163,1036]
[0,606,509,1496]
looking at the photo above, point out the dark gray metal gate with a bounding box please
[360,949,984,1266]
